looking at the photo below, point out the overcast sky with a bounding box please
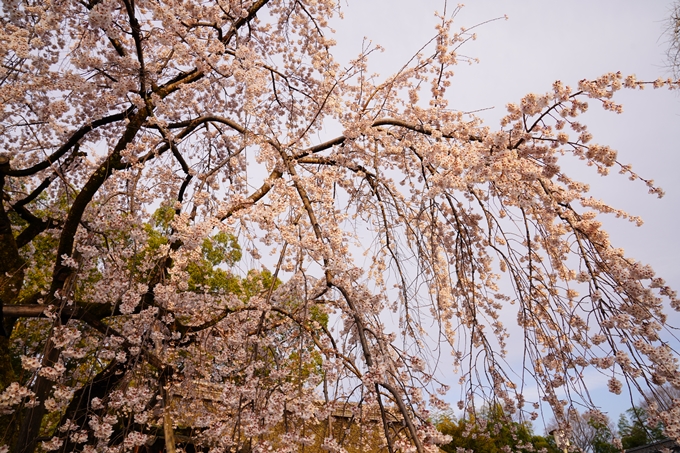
[328,0,680,427]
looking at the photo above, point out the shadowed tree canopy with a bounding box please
[618,407,665,451]
[0,1,680,452]
[435,405,559,453]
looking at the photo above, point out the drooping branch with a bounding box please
[53,359,127,451]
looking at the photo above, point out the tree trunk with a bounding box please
[14,338,60,453]
[0,161,27,451]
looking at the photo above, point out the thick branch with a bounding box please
[2,111,128,177]
[221,0,271,45]
[50,106,151,294]
[297,117,483,157]
[219,169,283,220]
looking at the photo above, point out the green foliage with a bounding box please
[7,209,56,302]
[588,418,619,453]
[309,305,329,329]
[138,207,244,294]
[237,268,278,299]
[436,405,559,453]
[202,231,242,267]
[17,233,57,300]
[618,407,665,450]
[151,204,176,232]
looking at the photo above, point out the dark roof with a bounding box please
[625,438,680,453]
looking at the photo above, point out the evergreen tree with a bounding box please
[618,407,665,450]
[436,405,559,453]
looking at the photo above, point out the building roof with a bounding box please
[625,438,680,453]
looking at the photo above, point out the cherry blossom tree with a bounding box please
[0,1,679,452]
[665,1,680,77]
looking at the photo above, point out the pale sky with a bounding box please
[329,0,680,429]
